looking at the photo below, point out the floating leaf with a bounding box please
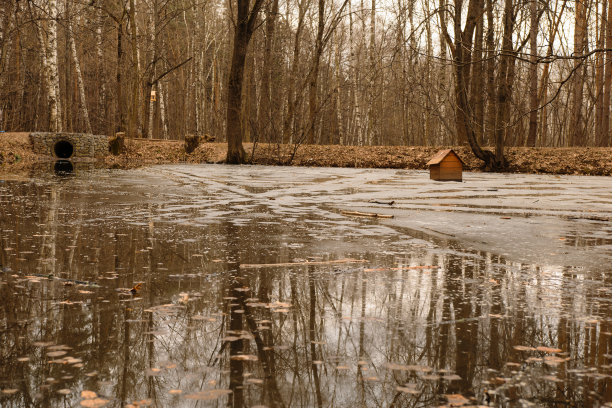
[2,389,18,395]
[80,398,109,408]
[536,346,562,353]
[131,399,152,406]
[146,368,162,376]
[513,345,535,352]
[81,391,97,399]
[57,389,72,395]
[230,355,258,361]
[47,351,67,357]
[168,389,182,395]
[544,356,569,366]
[397,386,418,395]
[184,389,232,400]
[445,394,470,406]
[385,363,432,372]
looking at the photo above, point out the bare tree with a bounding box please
[226,0,266,163]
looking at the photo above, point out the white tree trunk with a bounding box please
[159,80,168,139]
[47,0,62,131]
[67,11,92,133]
[97,6,106,132]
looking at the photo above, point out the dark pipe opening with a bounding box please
[54,160,74,175]
[54,140,74,158]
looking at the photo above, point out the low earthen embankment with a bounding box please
[1,132,611,176]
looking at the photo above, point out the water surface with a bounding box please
[1,165,611,407]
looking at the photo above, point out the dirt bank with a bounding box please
[1,132,611,176]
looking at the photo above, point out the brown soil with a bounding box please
[1,132,611,176]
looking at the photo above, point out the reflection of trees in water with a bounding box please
[0,182,611,407]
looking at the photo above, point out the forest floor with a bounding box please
[1,132,611,176]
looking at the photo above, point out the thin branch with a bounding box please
[148,56,193,86]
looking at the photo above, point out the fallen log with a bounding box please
[240,258,367,269]
[364,265,440,272]
[368,199,395,205]
[341,210,394,219]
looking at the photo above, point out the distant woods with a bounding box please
[0,0,611,165]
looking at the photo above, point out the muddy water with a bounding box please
[0,165,611,408]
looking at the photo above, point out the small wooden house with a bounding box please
[426,149,464,181]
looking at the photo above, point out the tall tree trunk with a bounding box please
[570,0,588,146]
[594,0,606,146]
[603,0,612,146]
[66,2,92,134]
[258,0,279,142]
[484,0,496,146]
[307,0,325,144]
[128,0,140,138]
[226,0,265,163]
[538,0,567,146]
[116,21,125,133]
[470,10,484,145]
[47,0,62,132]
[447,0,496,168]
[368,0,376,145]
[494,0,515,166]
[159,80,168,139]
[526,0,539,147]
[282,0,307,144]
[143,0,159,140]
[96,5,107,134]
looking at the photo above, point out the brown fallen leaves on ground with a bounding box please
[1,132,611,176]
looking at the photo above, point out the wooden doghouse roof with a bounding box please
[426,149,465,166]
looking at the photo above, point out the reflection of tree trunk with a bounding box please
[600,274,612,402]
[243,274,285,408]
[119,306,131,406]
[224,221,245,408]
[228,277,245,408]
[309,266,323,408]
[446,256,477,393]
[357,273,367,403]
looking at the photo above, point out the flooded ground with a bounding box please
[1,164,611,408]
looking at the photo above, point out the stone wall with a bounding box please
[30,132,108,158]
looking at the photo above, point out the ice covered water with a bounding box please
[1,165,610,407]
